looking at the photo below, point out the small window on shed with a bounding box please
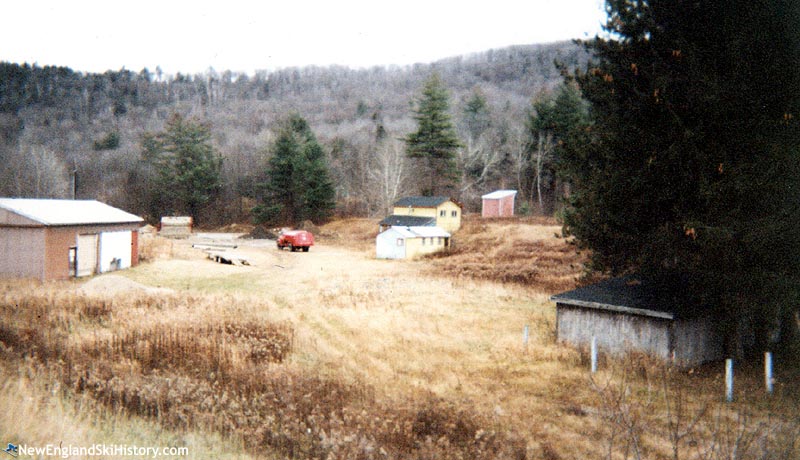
[422,237,426,245]
[439,210,446,217]
[397,238,404,246]
[451,210,458,217]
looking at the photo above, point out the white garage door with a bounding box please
[76,234,98,277]
[98,231,132,273]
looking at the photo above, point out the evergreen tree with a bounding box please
[253,114,335,226]
[405,73,461,196]
[141,113,222,223]
[563,0,800,355]
[462,89,491,140]
[527,84,589,213]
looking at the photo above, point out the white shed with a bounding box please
[376,226,451,260]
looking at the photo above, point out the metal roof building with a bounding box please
[551,276,725,366]
[376,226,451,260]
[481,190,517,218]
[0,198,144,281]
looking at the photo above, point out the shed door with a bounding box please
[76,234,98,277]
[98,231,132,273]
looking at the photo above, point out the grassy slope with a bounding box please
[1,217,797,459]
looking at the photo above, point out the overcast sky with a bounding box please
[2,0,607,75]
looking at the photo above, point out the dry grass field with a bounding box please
[0,216,797,459]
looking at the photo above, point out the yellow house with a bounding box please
[389,196,462,232]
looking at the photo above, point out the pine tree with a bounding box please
[253,114,335,226]
[563,0,800,355]
[141,113,222,223]
[462,89,491,139]
[527,84,589,213]
[405,73,461,196]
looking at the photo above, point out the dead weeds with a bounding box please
[0,286,528,460]
[425,217,588,293]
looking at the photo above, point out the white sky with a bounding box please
[2,0,607,75]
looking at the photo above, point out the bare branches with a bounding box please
[590,357,799,460]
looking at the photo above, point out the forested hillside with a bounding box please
[0,41,588,225]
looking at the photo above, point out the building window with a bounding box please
[397,238,404,246]
[439,210,446,217]
[451,210,458,217]
[422,237,426,245]
[438,237,442,245]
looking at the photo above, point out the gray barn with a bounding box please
[551,276,724,366]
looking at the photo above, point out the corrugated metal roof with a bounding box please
[0,198,143,226]
[383,226,451,238]
[394,196,454,208]
[482,190,518,199]
[407,226,451,238]
[379,215,436,227]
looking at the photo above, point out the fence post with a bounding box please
[725,358,734,402]
[765,351,774,394]
[523,325,529,349]
[591,336,598,373]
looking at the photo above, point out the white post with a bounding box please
[725,358,734,402]
[765,352,774,394]
[523,325,529,348]
[591,336,598,373]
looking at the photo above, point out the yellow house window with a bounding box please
[451,210,458,217]
[439,210,446,217]
[421,237,426,245]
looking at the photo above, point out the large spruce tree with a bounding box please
[253,114,335,226]
[405,73,461,196]
[562,0,800,355]
[141,113,222,223]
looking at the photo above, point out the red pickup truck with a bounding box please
[276,230,314,252]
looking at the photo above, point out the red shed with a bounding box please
[481,190,517,218]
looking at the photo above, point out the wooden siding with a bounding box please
[376,229,407,259]
[556,303,724,366]
[433,201,461,232]
[557,303,672,360]
[482,195,515,217]
[393,205,437,218]
[376,228,449,260]
[673,317,724,365]
[405,235,448,259]
[392,200,461,232]
[160,216,192,238]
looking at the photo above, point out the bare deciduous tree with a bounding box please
[5,145,69,198]
[368,138,408,216]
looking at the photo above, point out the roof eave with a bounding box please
[551,296,675,320]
